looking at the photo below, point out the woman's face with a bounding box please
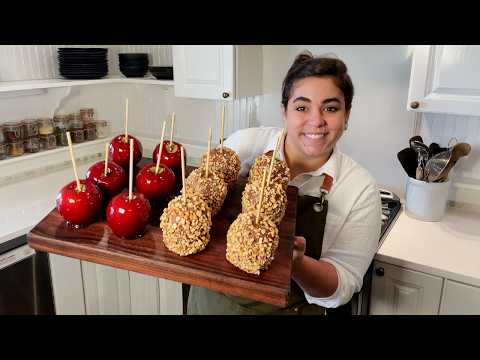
[283,76,349,161]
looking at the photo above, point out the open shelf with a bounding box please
[0,76,174,93]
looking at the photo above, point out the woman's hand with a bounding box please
[292,236,306,265]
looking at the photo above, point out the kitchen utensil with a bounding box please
[397,147,418,178]
[425,149,452,182]
[436,143,471,182]
[428,142,443,157]
[409,135,423,148]
[411,141,429,180]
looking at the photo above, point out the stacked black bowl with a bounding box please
[119,53,149,78]
[58,48,108,79]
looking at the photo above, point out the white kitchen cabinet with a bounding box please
[407,45,480,116]
[172,45,262,100]
[369,260,443,315]
[440,279,480,315]
[48,254,183,315]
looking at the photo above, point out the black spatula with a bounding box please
[397,147,418,178]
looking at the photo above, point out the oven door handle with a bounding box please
[0,244,35,270]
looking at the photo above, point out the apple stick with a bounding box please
[128,139,134,201]
[220,104,225,150]
[256,168,268,225]
[169,112,175,146]
[66,131,81,192]
[104,142,109,177]
[181,146,186,203]
[267,129,284,186]
[124,98,129,143]
[155,121,167,174]
[205,127,212,178]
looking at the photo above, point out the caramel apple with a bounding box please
[56,179,103,227]
[135,162,175,200]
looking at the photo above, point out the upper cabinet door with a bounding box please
[173,45,234,101]
[408,45,480,116]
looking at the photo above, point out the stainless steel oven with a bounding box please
[0,235,55,315]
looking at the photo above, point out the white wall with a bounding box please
[259,45,416,196]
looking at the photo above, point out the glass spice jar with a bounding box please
[84,123,97,141]
[0,125,4,143]
[80,108,94,123]
[53,115,68,132]
[39,134,57,150]
[94,120,108,138]
[3,121,24,142]
[70,114,84,130]
[56,130,68,146]
[8,140,25,157]
[71,129,85,143]
[0,143,7,160]
[38,118,54,135]
[24,119,40,137]
[24,136,40,153]
[66,113,75,130]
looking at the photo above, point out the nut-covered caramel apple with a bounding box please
[200,147,240,190]
[226,212,279,275]
[160,192,212,256]
[185,168,227,216]
[248,152,290,191]
[242,181,287,225]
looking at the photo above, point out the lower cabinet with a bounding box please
[49,254,183,315]
[369,260,443,315]
[440,280,480,315]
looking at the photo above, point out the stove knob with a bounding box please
[375,267,385,277]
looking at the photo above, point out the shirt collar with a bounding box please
[265,128,340,184]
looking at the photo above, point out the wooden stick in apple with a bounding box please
[66,131,82,192]
[155,121,167,174]
[169,112,175,147]
[256,167,268,225]
[124,98,129,143]
[129,138,134,201]
[205,127,212,178]
[181,145,186,203]
[267,129,284,186]
[104,142,109,177]
[220,104,225,150]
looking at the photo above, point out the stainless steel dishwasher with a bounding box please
[0,235,55,315]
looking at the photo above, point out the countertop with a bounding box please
[376,202,480,287]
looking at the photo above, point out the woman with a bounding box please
[187,51,382,315]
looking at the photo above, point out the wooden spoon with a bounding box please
[436,143,471,182]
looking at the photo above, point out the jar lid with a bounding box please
[54,114,68,120]
[9,140,24,145]
[95,120,108,126]
[4,121,23,126]
[24,118,39,124]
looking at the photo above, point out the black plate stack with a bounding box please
[58,48,108,80]
[149,66,173,80]
[119,53,149,78]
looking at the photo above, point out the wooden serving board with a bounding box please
[27,163,297,307]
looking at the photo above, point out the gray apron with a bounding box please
[187,175,333,315]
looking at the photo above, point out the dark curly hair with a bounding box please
[281,51,354,112]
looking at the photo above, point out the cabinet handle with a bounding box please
[375,267,385,277]
[410,101,420,109]
[222,92,230,99]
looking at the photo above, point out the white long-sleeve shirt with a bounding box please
[224,126,382,308]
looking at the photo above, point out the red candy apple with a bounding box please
[106,192,151,238]
[86,161,127,198]
[152,141,184,173]
[135,162,176,200]
[109,135,143,169]
[56,179,103,227]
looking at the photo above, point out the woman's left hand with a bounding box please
[292,236,306,265]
